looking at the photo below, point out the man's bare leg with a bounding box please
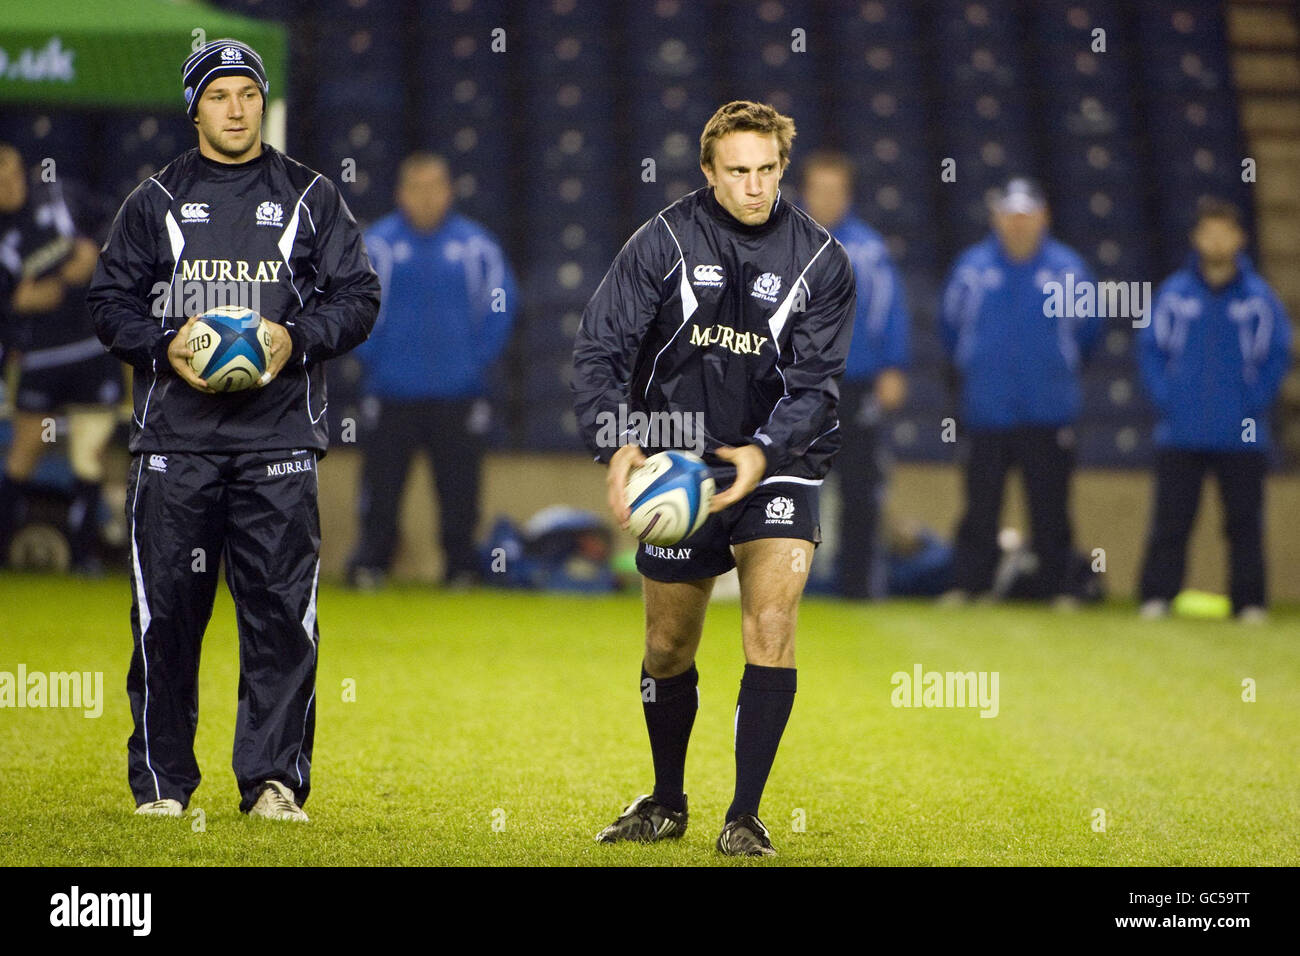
[718,537,812,853]
[595,575,714,842]
[0,412,48,561]
[736,537,811,667]
[643,575,714,677]
[640,576,714,809]
[65,405,117,569]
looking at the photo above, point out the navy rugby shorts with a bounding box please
[636,478,821,582]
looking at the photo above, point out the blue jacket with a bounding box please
[1138,254,1292,452]
[939,235,1101,430]
[831,214,909,382]
[356,211,518,399]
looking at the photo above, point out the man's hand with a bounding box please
[606,442,647,529]
[168,316,215,393]
[874,367,907,412]
[258,319,293,387]
[58,238,100,287]
[708,443,766,513]
[11,277,65,314]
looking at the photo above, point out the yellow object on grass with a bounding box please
[1173,590,1232,619]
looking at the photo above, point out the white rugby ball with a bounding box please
[624,450,715,546]
[187,305,273,392]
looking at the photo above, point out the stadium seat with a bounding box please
[521,399,588,453]
[85,111,195,202]
[0,111,94,173]
[208,0,303,16]
[1077,421,1154,467]
[307,109,402,225]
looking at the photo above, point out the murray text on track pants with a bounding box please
[125,448,321,812]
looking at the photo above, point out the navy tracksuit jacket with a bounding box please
[571,186,857,483]
[87,145,380,810]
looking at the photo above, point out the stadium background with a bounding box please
[1,0,1298,597]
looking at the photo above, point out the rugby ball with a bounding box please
[186,306,273,392]
[624,450,715,546]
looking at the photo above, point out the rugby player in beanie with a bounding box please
[87,39,380,821]
[183,38,269,126]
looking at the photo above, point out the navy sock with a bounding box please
[0,473,30,561]
[642,663,697,813]
[726,664,797,823]
[67,479,102,562]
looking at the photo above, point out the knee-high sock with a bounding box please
[727,664,796,822]
[67,479,102,563]
[0,473,31,561]
[642,663,697,813]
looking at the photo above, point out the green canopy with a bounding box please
[0,0,286,122]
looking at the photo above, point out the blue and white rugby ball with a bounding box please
[624,450,715,546]
[186,305,273,392]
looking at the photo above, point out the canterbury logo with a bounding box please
[147,455,167,473]
[180,202,209,222]
[692,263,723,285]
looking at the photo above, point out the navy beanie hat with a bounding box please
[183,38,268,118]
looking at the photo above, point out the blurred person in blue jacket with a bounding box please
[938,178,1101,604]
[1136,198,1292,622]
[799,152,909,599]
[347,153,518,588]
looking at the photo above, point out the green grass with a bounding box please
[1,573,1296,866]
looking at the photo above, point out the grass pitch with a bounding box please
[0,572,1296,866]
